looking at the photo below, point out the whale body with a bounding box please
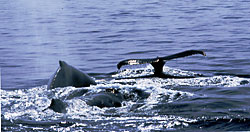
[86,89,124,108]
[47,60,96,89]
[46,88,150,113]
[46,89,124,113]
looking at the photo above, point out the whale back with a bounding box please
[86,92,124,108]
[47,61,96,89]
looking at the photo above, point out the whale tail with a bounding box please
[117,50,206,77]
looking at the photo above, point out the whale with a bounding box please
[47,60,97,89]
[117,50,206,78]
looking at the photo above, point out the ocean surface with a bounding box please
[1,0,250,131]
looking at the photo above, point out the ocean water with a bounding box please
[1,0,250,131]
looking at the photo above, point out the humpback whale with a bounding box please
[117,50,206,78]
[45,61,125,113]
[47,60,97,89]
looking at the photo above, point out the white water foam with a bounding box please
[1,67,249,131]
[113,65,199,78]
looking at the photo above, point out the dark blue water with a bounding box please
[1,0,250,131]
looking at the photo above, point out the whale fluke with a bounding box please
[117,50,206,77]
[47,60,97,89]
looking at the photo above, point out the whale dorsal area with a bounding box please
[47,60,97,89]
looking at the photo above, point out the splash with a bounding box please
[113,65,199,78]
[113,66,250,87]
[1,66,249,131]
